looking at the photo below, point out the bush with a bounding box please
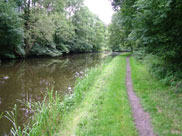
[134,52,182,92]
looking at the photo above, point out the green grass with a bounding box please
[130,57,182,136]
[7,60,106,136]
[6,91,63,136]
[57,55,138,136]
[8,54,138,136]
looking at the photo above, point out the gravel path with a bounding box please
[126,57,155,136]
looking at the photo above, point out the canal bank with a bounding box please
[0,53,111,135]
[6,54,182,136]
[6,54,138,135]
[57,54,138,136]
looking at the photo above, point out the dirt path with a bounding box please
[126,57,155,136]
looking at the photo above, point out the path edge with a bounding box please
[125,56,155,136]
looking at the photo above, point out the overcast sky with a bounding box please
[84,0,114,25]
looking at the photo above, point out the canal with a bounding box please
[0,53,112,135]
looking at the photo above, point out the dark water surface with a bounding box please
[0,53,111,135]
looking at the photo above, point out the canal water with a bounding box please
[0,53,112,135]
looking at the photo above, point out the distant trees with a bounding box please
[71,7,106,52]
[109,0,136,51]
[0,0,108,59]
[108,12,127,51]
[110,0,182,85]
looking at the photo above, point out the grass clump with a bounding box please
[6,91,63,135]
[130,57,182,136]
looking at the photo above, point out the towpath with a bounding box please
[126,57,155,136]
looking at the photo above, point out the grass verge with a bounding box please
[57,55,138,136]
[130,57,182,136]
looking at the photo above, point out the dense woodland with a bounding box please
[109,0,182,88]
[0,0,108,59]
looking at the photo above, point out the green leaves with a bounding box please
[71,7,107,53]
[111,0,182,86]
[0,0,107,58]
[0,0,24,59]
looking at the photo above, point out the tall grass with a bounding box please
[5,91,62,135]
[5,58,111,136]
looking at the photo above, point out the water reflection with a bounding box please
[0,53,110,135]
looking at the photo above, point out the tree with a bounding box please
[71,7,106,52]
[110,0,182,84]
[0,1,24,59]
[0,0,108,58]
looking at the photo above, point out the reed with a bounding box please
[5,57,111,136]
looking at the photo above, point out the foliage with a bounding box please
[108,12,125,51]
[53,13,75,53]
[109,0,136,51]
[0,0,108,59]
[130,57,182,135]
[110,0,182,87]
[25,10,56,56]
[0,1,24,59]
[5,91,63,135]
[6,59,106,135]
[71,7,107,53]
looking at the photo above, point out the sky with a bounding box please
[84,0,114,25]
